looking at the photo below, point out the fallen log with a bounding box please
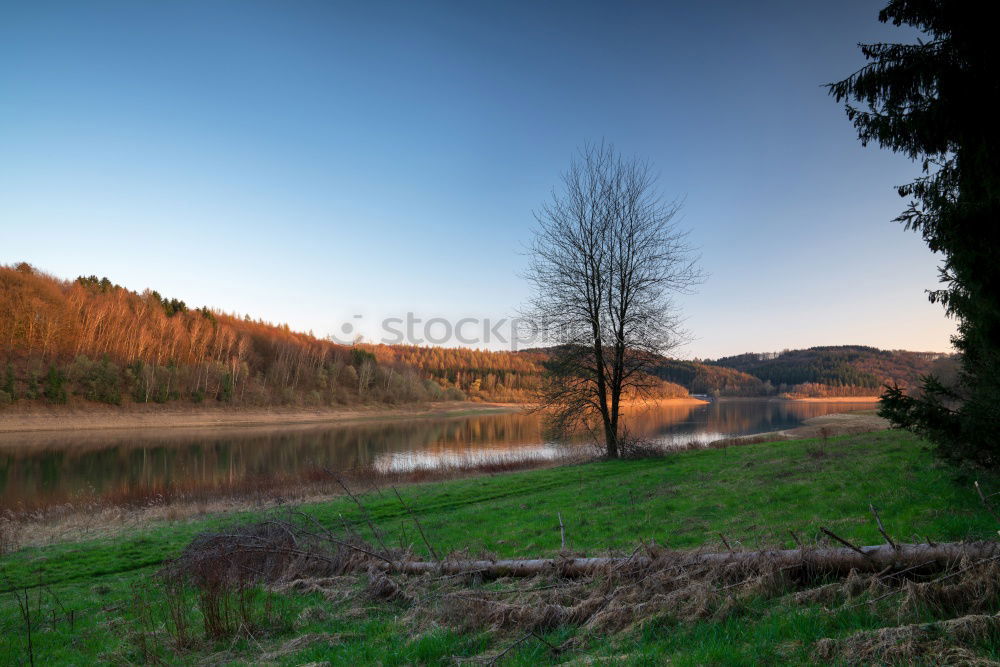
[380,541,1000,579]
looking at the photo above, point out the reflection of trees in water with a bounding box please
[0,415,544,508]
[623,400,874,443]
[0,401,874,509]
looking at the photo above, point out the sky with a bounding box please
[0,0,955,358]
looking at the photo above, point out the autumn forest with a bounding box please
[0,262,947,410]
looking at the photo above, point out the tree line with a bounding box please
[707,346,945,394]
[0,263,461,408]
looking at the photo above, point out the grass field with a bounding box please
[2,429,999,665]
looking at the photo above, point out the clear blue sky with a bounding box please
[0,0,954,358]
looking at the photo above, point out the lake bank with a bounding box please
[783,395,881,402]
[0,400,524,436]
[714,410,889,444]
[0,396,882,437]
[0,396,719,436]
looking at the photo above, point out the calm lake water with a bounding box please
[0,400,874,511]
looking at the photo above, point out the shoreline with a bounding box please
[718,411,889,444]
[0,401,525,436]
[0,395,879,437]
[781,396,881,403]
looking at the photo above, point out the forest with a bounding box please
[0,264,460,408]
[708,346,948,397]
[0,264,947,409]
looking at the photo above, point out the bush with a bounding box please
[219,373,234,402]
[443,386,466,401]
[340,365,358,389]
[25,369,40,399]
[279,387,297,405]
[2,363,14,401]
[44,365,68,404]
[0,390,11,407]
[72,355,122,405]
[423,379,444,400]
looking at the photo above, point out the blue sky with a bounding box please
[0,0,954,358]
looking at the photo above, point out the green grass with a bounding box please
[2,430,998,665]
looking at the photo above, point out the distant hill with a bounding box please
[706,345,949,397]
[512,348,763,398]
[648,359,766,396]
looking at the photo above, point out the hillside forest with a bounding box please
[0,263,948,409]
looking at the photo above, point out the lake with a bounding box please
[0,399,875,511]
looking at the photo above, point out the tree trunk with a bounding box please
[378,541,1000,580]
[604,420,618,458]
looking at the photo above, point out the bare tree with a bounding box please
[525,143,702,458]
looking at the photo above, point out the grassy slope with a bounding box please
[1,430,998,665]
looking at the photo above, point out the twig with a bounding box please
[869,503,898,551]
[227,524,394,566]
[13,586,35,667]
[558,513,566,551]
[611,544,645,573]
[530,630,559,652]
[484,632,534,665]
[327,469,390,554]
[719,533,733,552]
[878,559,935,582]
[820,527,869,558]
[975,481,1000,524]
[789,530,803,548]
[391,486,440,562]
[290,511,394,565]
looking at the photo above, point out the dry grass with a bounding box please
[148,518,1000,664]
[0,517,18,556]
[814,614,1000,664]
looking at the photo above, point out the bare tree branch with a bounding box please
[524,142,703,457]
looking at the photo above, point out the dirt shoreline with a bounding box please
[782,396,881,403]
[0,396,878,437]
[0,401,526,435]
[721,411,889,444]
[0,396,718,437]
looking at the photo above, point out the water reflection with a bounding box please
[0,400,873,510]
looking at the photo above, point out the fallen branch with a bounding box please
[380,541,999,579]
